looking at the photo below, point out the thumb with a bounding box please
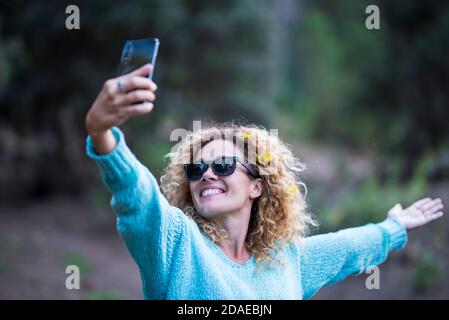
[389,203,403,215]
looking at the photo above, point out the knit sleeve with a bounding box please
[86,127,187,298]
[299,218,407,299]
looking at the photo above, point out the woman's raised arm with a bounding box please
[298,197,444,299]
[84,66,189,299]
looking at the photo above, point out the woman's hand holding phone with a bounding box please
[85,64,158,154]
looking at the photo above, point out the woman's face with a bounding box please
[189,139,262,220]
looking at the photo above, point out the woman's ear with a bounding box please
[249,178,263,199]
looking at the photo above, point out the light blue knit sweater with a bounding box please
[86,127,408,300]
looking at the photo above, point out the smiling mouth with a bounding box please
[200,188,226,198]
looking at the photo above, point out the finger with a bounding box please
[428,211,443,222]
[123,64,153,79]
[121,76,157,93]
[421,198,442,211]
[103,79,125,96]
[125,102,154,116]
[412,197,432,208]
[424,203,444,215]
[119,90,156,106]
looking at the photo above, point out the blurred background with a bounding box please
[0,0,448,299]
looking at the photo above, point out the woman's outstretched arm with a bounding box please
[299,197,444,299]
[85,65,188,299]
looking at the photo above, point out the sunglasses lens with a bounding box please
[185,162,206,180]
[185,158,238,180]
[212,157,236,176]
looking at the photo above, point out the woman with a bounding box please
[85,64,444,299]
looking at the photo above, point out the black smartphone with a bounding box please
[117,38,159,80]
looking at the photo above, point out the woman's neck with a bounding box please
[213,210,252,263]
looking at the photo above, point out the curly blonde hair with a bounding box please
[160,121,316,263]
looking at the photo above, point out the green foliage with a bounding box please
[413,251,443,293]
[0,0,448,202]
[281,0,449,175]
[137,139,172,178]
[0,0,280,200]
[87,182,111,211]
[311,155,430,232]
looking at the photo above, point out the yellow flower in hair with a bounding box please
[257,151,273,165]
[242,133,253,139]
[288,185,299,195]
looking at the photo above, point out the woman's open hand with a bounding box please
[388,197,444,230]
[85,64,157,136]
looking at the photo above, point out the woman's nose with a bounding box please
[201,166,218,181]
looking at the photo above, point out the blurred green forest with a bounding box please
[0,0,448,229]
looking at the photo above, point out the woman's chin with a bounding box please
[197,205,226,218]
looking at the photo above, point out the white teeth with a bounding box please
[201,188,224,197]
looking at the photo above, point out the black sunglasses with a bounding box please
[184,156,259,181]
